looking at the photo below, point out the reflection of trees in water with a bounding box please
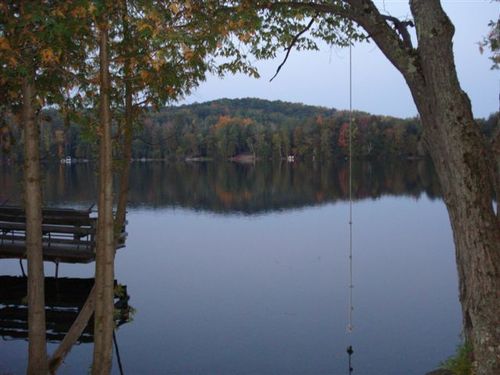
[126,159,442,213]
[0,160,441,213]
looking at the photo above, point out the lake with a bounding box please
[0,160,461,375]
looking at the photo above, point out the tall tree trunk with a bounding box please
[92,16,116,375]
[115,0,133,232]
[114,114,132,231]
[344,1,500,372]
[22,74,48,375]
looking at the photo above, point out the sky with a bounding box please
[181,0,499,119]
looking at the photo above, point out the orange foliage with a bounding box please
[315,115,324,125]
[213,115,253,130]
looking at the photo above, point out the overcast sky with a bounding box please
[181,0,499,119]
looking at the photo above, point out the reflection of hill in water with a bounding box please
[0,160,441,214]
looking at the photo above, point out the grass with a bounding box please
[441,342,474,375]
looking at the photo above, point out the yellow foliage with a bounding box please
[71,6,87,18]
[214,115,233,129]
[40,48,59,64]
[182,45,194,61]
[51,8,65,18]
[169,2,180,14]
[137,21,153,33]
[152,58,163,71]
[147,10,161,24]
[139,70,150,81]
[0,37,11,51]
[165,86,175,96]
[87,3,97,15]
[238,32,253,43]
[8,56,17,68]
[214,116,253,130]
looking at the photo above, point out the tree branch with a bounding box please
[343,0,422,84]
[270,14,317,82]
[382,15,414,49]
[261,1,420,85]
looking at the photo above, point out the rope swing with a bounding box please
[346,37,355,375]
[347,38,354,335]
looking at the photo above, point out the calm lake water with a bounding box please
[0,160,461,375]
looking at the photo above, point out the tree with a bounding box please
[112,0,260,226]
[90,1,266,369]
[206,1,499,373]
[1,2,90,373]
[92,5,116,373]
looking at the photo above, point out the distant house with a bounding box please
[60,156,72,164]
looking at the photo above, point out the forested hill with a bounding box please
[165,98,337,123]
[1,98,497,162]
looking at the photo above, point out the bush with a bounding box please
[441,343,474,375]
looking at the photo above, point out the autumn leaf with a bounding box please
[182,45,194,61]
[238,32,253,43]
[165,86,175,96]
[169,2,180,15]
[8,56,17,67]
[40,48,59,64]
[0,37,11,50]
[139,70,150,81]
[71,6,87,18]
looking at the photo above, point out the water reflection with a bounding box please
[347,345,354,374]
[0,276,131,343]
[0,160,458,375]
[0,159,441,212]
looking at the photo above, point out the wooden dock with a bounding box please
[0,205,126,264]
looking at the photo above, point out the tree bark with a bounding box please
[92,16,116,375]
[22,73,49,375]
[408,3,500,373]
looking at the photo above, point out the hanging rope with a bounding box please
[347,38,354,334]
[113,330,125,375]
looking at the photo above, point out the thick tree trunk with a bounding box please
[417,83,500,375]
[92,18,116,375]
[408,4,500,372]
[22,75,48,375]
